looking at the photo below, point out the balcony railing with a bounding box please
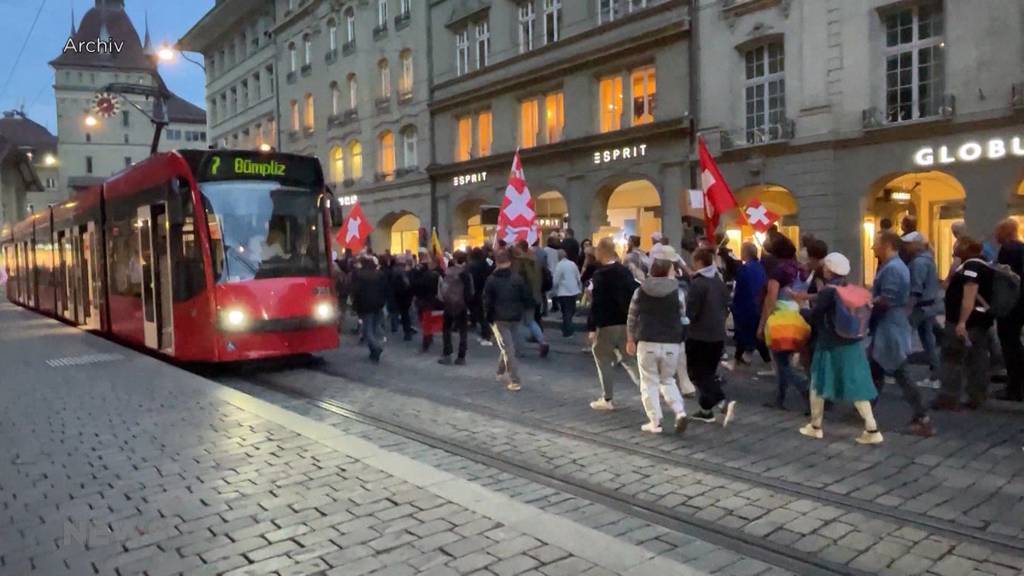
[722,0,780,14]
[720,119,795,150]
[325,49,338,64]
[327,109,358,129]
[864,94,956,128]
[375,97,391,113]
[286,71,297,84]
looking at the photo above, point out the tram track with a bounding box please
[289,362,1024,559]
[226,371,868,576]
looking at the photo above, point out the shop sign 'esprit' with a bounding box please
[913,136,1024,167]
[453,171,488,187]
[593,143,648,165]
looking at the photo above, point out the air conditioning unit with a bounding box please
[1012,83,1024,109]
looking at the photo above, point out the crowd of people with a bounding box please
[331,215,1022,443]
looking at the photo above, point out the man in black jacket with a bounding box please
[587,238,640,410]
[388,256,415,341]
[351,256,389,363]
[467,248,494,345]
[687,247,737,425]
[484,250,533,391]
[439,251,474,366]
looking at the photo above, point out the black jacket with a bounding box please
[410,265,441,309]
[388,267,414,308]
[587,262,636,331]
[561,237,581,265]
[484,267,532,323]
[351,268,389,314]
[686,273,731,343]
[467,258,493,303]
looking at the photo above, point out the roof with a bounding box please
[165,93,207,124]
[446,0,491,28]
[0,111,57,155]
[179,0,267,52]
[50,1,155,72]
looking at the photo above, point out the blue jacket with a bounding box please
[871,255,912,372]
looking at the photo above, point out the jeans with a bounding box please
[519,313,547,348]
[870,360,927,421]
[390,303,413,337]
[910,309,940,379]
[637,342,686,423]
[939,322,993,405]
[997,314,1024,400]
[686,339,726,411]
[493,321,520,385]
[771,350,808,407]
[443,309,468,359]
[591,325,639,401]
[359,311,384,356]
[557,295,577,337]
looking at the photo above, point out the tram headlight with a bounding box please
[313,302,335,322]
[221,308,248,330]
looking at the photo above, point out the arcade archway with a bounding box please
[535,191,568,240]
[453,198,487,250]
[863,170,965,282]
[593,179,661,252]
[377,212,421,255]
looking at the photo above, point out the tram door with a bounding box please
[80,223,99,328]
[137,204,174,352]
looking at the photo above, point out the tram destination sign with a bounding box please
[188,151,324,187]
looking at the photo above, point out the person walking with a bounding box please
[624,235,648,283]
[732,242,768,365]
[869,231,935,436]
[411,252,443,353]
[553,249,582,337]
[512,241,550,357]
[351,256,389,363]
[439,251,474,366]
[686,247,737,426]
[902,232,942,389]
[626,249,688,434]
[588,238,640,410]
[995,219,1024,402]
[543,234,562,313]
[757,233,810,411]
[799,253,883,444]
[562,228,581,267]
[484,250,534,391]
[933,237,996,410]
[468,248,494,346]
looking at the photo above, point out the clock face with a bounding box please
[92,92,120,118]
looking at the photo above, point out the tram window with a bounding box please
[171,180,206,301]
[108,218,143,298]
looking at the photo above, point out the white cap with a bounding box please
[651,231,664,242]
[823,252,851,277]
[650,243,682,263]
[901,231,924,243]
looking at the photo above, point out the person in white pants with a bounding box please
[626,246,689,434]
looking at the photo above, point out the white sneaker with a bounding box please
[590,398,615,411]
[856,430,884,445]
[721,401,737,428]
[799,423,824,439]
[915,378,940,390]
[479,338,494,347]
[641,422,663,434]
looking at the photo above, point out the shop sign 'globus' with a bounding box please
[913,136,1024,167]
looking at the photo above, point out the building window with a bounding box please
[347,74,358,110]
[630,65,655,126]
[744,43,784,143]
[544,0,561,44]
[330,145,344,182]
[121,110,130,127]
[328,19,338,51]
[456,116,472,161]
[598,0,620,23]
[331,82,341,115]
[477,110,492,157]
[124,156,132,168]
[399,49,413,97]
[378,59,391,99]
[85,133,91,143]
[378,131,395,179]
[345,7,357,43]
[378,0,389,28]
[303,34,312,66]
[290,100,299,130]
[86,156,93,174]
[455,29,470,76]
[520,98,539,148]
[400,0,411,16]
[402,126,417,169]
[544,91,564,143]
[303,93,315,130]
[475,21,490,69]
[288,42,297,72]
[599,75,623,132]
[884,3,944,123]
[518,1,535,53]
[347,140,363,180]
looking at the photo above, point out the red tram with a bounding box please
[1,149,340,361]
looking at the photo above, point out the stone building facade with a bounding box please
[0,110,61,226]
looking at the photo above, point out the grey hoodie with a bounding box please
[627,276,687,343]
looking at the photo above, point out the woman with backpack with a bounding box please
[800,253,883,445]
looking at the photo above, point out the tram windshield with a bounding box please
[200,180,328,283]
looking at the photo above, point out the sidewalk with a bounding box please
[0,302,706,576]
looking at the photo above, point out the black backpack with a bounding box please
[541,266,553,293]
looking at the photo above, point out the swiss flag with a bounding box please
[743,199,780,233]
[497,151,538,246]
[698,136,738,242]
[335,200,373,253]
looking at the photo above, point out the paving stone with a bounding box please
[539,557,595,576]
[447,552,497,573]
[837,531,876,552]
[489,554,541,576]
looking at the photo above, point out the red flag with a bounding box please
[743,199,780,233]
[497,151,538,246]
[698,136,737,242]
[335,200,373,253]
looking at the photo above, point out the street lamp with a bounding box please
[258,143,272,152]
[43,154,57,166]
[157,45,176,62]
[156,43,206,71]
[84,114,99,127]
